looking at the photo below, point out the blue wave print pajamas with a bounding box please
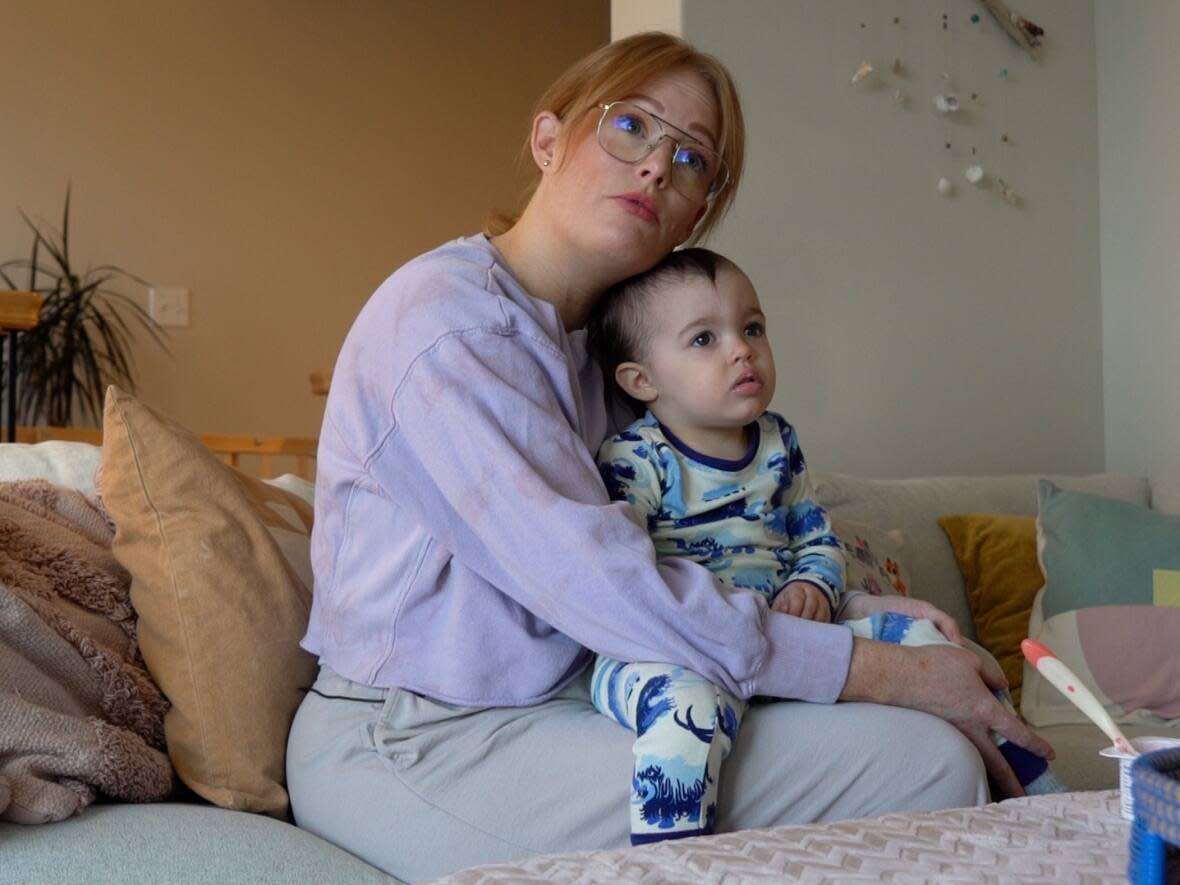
[593,412,844,844]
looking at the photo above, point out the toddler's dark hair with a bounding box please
[587,248,739,413]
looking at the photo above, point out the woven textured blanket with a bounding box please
[0,480,172,824]
[433,791,1129,884]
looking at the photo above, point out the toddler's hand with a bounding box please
[839,592,964,645]
[771,582,832,623]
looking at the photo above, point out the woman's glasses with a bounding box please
[596,101,729,201]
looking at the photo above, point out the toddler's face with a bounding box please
[634,265,776,435]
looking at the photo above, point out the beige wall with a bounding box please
[1096,0,1180,481]
[1,0,609,437]
[611,0,681,40]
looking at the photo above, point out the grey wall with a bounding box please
[617,1,1105,478]
[1096,1,1180,482]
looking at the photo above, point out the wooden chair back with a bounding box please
[309,369,332,396]
[0,291,42,331]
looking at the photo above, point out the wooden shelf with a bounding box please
[0,291,42,332]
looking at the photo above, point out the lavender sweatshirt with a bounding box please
[301,235,853,707]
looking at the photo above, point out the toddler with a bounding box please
[588,248,1061,845]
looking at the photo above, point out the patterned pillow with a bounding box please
[831,518,911,598]
[1022,481,1180,728]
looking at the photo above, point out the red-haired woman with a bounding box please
[287,32,1050,883]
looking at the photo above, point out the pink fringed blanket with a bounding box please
[0,480,172,823]
[433,791,1130,883]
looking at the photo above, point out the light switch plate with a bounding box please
[148,287,190,327]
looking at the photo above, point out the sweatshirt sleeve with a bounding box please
[774,419,846,610]
[373,329,852,702]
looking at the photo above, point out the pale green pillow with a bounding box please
[1022,481,1180,728]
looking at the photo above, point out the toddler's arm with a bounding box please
[769,416,844,612]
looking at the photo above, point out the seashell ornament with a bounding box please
[933,94,960,114]
[937,177,954,196]
[851,61,874,85]
[965,165,985,185]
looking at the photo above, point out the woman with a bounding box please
[287,32,1051,883]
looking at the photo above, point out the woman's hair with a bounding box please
[486,32,745,245]
[587,247,738,412]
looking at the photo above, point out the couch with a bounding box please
[0,435,1169,884]
[813,469,1175,792]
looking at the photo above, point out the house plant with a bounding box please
[0,187,167,427]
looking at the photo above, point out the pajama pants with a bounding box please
[289,664,989,881]
[593,612,1049,846]
[590,656,746,844]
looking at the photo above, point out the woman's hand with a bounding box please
[839,592,964,645]
[840,638,1055,798]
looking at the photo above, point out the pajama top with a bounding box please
[597,412,845,608]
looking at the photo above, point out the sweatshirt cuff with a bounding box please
[747,614,853,703]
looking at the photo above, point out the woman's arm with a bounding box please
[373,328,853,703]
[840,638,1054,797]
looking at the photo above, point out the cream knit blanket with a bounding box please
[0,480,172,824]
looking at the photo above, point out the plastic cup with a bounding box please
[1099,736,1180,820]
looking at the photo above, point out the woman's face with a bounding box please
[543,67,721,278]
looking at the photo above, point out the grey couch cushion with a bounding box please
[0,802,402,884]
[812,473,1150,641]
[1152,474,1180,515]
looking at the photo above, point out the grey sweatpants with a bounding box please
[287,665,988,883]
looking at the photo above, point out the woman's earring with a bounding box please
[542,159,551,167]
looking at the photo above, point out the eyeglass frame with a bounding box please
[595,101,730,200]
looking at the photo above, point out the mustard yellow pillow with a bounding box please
[938,513,1042,710]
[99,387,316,818]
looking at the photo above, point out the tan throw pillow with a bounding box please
[938,513,1042,711]
[98,386,316,818]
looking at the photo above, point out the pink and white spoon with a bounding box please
[1021,638,1138,757]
